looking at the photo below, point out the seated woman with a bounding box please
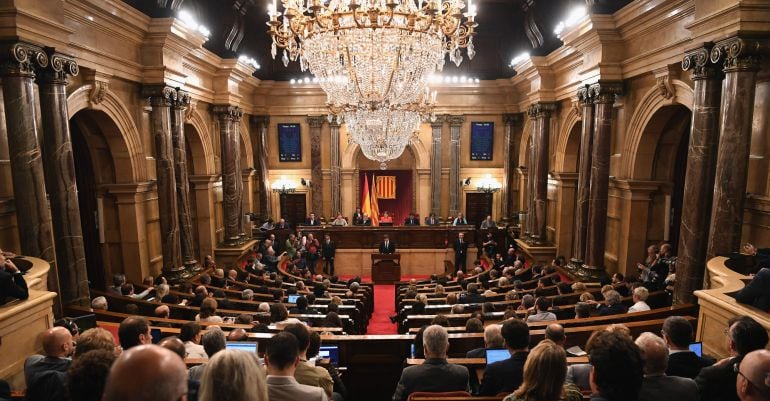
[379,211,393,225]
[331,213,348,226]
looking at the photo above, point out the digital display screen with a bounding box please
[470,122,494,160]
[278,123,302,162]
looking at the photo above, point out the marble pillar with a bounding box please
[233,118,245,237]
[706,37,766,260]
[250,116,271,218]
[308,116,324,215]
[502,114,522,220]
[37,50,90,305]
[448,116,464,216]
[0,42,59,303]
[430,116,444,216]
[525,118,537,238]
[330,120,341,215]
[675,43,723,304]
[584,82,623,276]
[142,85,183,278]
[212,105,244,246]
[169,89,197,271]
[527,102,557,244]
[572,85,594,266]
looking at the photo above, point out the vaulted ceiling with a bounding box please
[124,0,632,81]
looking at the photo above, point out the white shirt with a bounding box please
[526,311,557,323]
[185,341,208,359]
[628,301,651,313]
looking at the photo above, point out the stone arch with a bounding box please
[341,136,429,170]
[238,118,254,169]
[185,108,216,175]
[623,80,694,179]
[67,84,147,183]
[518,117,533,167]
[554,106,582,172]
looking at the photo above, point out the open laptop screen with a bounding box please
[226,342,258,353]
[485,349,509,364]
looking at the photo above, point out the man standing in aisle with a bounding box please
[322,234,336,276]
[454,232,469,273]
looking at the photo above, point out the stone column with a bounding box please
[37,49,90,305]
[430,116,444,216]
[169,89,197,271]
[572,85,594,266]
[706,37,766,260]
[448,116,464,216]
[329,120,342,215]
[502,114,522,220]
[142,85,183,279]
[307,116,324,215]
[525,118,537,239]
[0,42,59,301]
[250,116,271,218]
[527,102,557,244]
[584,82,623,276]
[212,105,244,246]
[675,43,723,304]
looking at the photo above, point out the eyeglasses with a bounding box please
[733,362,770,389]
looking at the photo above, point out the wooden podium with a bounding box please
[372,253,401,284]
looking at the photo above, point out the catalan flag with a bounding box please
[370,174,380,226]
[376,176,397,199]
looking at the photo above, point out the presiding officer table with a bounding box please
[264,226,512,277]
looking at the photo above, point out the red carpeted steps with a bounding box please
[368,284,398,334]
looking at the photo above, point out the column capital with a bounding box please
[527,102,558,118]
[172,89,191,110]
[307,116,325,128]
[430,114,447,128]
[250,115,270,126]
[709,36,769,72]
[503,113,523,127]
[576,84,594,106]
[212,104,244,121]
[329,119,341,128]
[589,81,623,104]
[447,115,465,127]
[0,41,48,77]
[36,48,79,85]
[141,85,177,107]
[682,42,723,81]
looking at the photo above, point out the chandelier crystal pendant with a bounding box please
[343,106,422,169]
[267,0,478,108]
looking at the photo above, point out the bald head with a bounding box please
[158,336,186,360]
[635,332,669,375]
[42,326,74,358]
[483,324,504,348]
[545,323,566,346]
[103,345,188,401]
[738,349,770,401]
[154,305,170,319]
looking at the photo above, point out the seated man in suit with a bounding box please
[352,208,364,225]
[466,324,504,358]
[425,212,440,226]
[736,349,770,401]
[478,319,529,396]
[743,243,770,274]
[379,234,396,254]
[266,332,328,401]
[360,214,372,226]
[404,213,420,226]
[734,267,770,312]
[24,327,75,401]
[696,315,769,401]
[306,213,321,226]
[392,325,469,401]
[662,316,714,379]
[0,253,28,306]
[452,212,468,226]
[275,218,291,229]
[635,332,698,401]
[479,215,496,229]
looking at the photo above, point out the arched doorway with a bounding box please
[551,120,582,256]
[355,146,417,223]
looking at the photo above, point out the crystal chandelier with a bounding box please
[267,0,478,109]
[344,107,422,169]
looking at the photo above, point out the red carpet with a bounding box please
[340,275,429,334]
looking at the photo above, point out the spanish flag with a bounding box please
[370,174,380,227]
[361,174,372,221]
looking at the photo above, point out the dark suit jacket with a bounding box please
[392,358,469,401]
[638,374,698,401]
[454,240,469,257]
[425,216,439,225]
[404,217,420,226]
[275,222,291,229]
[305,218,320,226]
[597,303,628,316]
[25,357,71,401]
[379,241,397,254]
[466,347,505,358]
[0,269,28,306]
[478,351,529,396]
[460,293,485,305]
[352,212,364,225]
[695,356,740,401]
[666,351,712,379]
[734,267,770,311]
[322,241,336,258]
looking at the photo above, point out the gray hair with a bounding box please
[258,302,270,313]
[423,325,449,356]
[635,332,668,375]
[633,286,649,301]
[198,350,268,401]
[241,289,254,300]
[350,282,360,291]
[201,328,227,358]
[91,296,108,310]
[156,284,170,299]
[521,294,535,309]
[484,324,504,348]
[604,290,622,305]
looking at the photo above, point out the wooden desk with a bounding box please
[269,226,496,249]
[372,253,401,284]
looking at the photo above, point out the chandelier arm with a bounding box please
[344,45,367,102]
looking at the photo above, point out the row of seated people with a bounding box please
[16,308,769,401]
[259,211,492,228]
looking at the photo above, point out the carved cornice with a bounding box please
[141,85,177,107]
[430,114,446,128]
[211,105,244,122]
[710,36,770,73]
[576,84,594,107]
[589,81,623,104]
[682,42,722,81]
[306,116,325,128]
[447,115,465,127]
[0,41,48,78]
[185,98,198,122]
[82,69,111,107]
[37,48,79,85]
[526,102,557,119]
[653,65,679,100]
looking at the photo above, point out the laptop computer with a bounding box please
[318,345,340,366]
[226,342,258,353]
[287,294,300,303]
[689,342,703,357]
[485,349,509,364]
